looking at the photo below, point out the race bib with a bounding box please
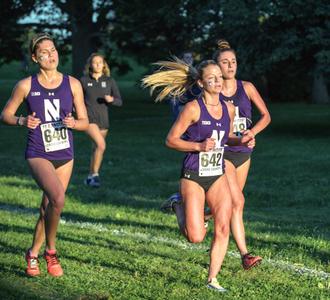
[199,147,224,177]
[233,106,247,136]
[41,121,70,152]
[233,117,247,136]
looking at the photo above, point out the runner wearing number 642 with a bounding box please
[142,58,255,292]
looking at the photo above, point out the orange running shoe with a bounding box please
[242,253,262,270]
[44,249,63,277]
[25,249,40,277]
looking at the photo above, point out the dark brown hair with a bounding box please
[29,33,55,55]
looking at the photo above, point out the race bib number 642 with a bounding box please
[198,129,225,177]
[199,147,224,176]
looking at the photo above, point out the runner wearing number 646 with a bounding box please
[0,33,89,277]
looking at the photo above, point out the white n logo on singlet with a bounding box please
[210,130,225,149]
[235,106,240,118]
[44,99,60,121]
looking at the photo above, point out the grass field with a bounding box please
[0,70,329,299]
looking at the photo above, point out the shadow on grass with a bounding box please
[245,212,330,239]
[0,223,34,237]
[60,233,181,263]
[1,180,38,190]
[64,250,196,289]
[0,278,45,300]
[246,235,330,265]
[67,188,163,210]
[0,202,177,234]
[0,262,26,278]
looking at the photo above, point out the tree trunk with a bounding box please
[312,70,329,104]
[71,25,97,78]
[64,0,99,78]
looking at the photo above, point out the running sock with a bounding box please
[45,249,57,255]
[29,248,38,257]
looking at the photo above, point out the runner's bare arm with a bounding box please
[67,76,89,130]
[1,78,28,125]
[243,81,271,136]
[166,100,216,152]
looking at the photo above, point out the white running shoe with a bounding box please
[206,278,227,292]
[160,193,182,214]
[84,175,100,188]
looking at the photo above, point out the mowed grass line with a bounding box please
[0,83,330,299]
[1,202,329,280]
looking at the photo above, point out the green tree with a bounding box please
[4,0,115,77]
[0,0,37,65]
[1,0,328,102]
[51,0,115,77]
[28,0,115,77]
[267,0,330,104]
[209,0,330,103]
[112,0,219,63]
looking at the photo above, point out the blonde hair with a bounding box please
[213,39,236,61]
[84,53,110,77]
[142,57,218,102]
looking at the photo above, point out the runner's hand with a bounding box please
[104,95,114,103]
[241,134,255,149]
[243,129,255,139]
[199,138,215,152]
[63,113,76,128]
[26,112,41,129]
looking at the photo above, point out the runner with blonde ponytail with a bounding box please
[143,58,255,291]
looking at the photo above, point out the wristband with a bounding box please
[16,115,23,126]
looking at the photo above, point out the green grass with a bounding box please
[0,73,330,299]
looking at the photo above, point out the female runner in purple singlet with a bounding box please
[214,39,271,270]
[1,33,89,277]
[142,58,255,292]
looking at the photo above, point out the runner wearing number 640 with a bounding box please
[142,58,254,292]
[0,33,89,277]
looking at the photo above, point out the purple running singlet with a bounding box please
[182,97,230,176]
[220,80,252,153]
[25,75,74,160]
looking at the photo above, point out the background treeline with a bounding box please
[1,0,329,103]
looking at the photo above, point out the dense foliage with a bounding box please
[1,0,329,102]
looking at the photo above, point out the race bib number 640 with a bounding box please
[41,121,70,152]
